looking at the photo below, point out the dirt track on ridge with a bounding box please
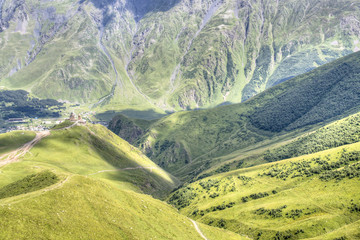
[0,131,50,167]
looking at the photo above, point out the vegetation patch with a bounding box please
[241,192,271,203]
[0,90,64,120]
[192,202,236,217]
[0,171,59,199]
[254,205,287,218]
[263,113,360,163]
[261,150,360,181]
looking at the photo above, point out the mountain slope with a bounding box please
[131,51,360,178]
[0,124,245,239]
[0,0,359,112]
[196,111,360,180]
[168,142,360,239]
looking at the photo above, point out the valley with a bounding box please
[0,0,359,239]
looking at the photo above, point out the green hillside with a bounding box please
[168,142,360,240]
[197,111,360,180]
[134,51,360,178]
[0,131,36,155]
[0,124,245,239]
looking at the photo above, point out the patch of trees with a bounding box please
[254,205,287,218]
[237,175,252,185]
[273,229,305,240]
[0,90,63,120]
[192,202,236,217]
[168,186,197,209]
[285,208,317,220]
[215,163,231,173]
[349,202,360,213]
[262,150,360,182]
[208,218,227,228]
[242,192,270,202]
[199,179,220,190]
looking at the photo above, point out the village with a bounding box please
[0,112,109,133]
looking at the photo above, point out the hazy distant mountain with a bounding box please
[0,0,359,112]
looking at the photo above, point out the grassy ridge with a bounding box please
[168,143,360,239]
[0,124,245,239]
[0,175,245,239]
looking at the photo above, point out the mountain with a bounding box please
[167,142,360,239]
[108,51,360,179]
[0,123,244,239]
[0,0,359,113]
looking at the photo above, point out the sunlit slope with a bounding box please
[195,111,360,180]
[168,142,360,240]
[138,51,360,178]
[0,125,245,239]
[0,175,244,240]
[0,124,178,197]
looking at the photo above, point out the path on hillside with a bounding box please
[0,131,50,168]
[190,219,208,240]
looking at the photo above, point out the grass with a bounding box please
[0,124,246,239]
[0,171,58,199]
[168,142,360,239]
[0,131,36,155]
[0,174,246,239]
[137,51,360,179]
[51,120,74,130]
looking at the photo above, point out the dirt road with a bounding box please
[190,219,208,240]
[0,131,50,167]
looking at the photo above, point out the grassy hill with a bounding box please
[0,124,245,239]
[134,51,360,179]
[168,142,360,240]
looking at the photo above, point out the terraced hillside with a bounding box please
[168,142,360,239]
[128,51,360,178]
[0,124,246,239]
[0,0,359,113]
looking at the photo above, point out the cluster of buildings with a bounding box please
[69,112,87,124]
[0,112,109,134]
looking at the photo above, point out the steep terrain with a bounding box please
[0,0,359,113]
[168,142,360,239]
[0,123,244,239]
[111,51,360,178]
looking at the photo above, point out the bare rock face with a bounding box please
[0,0,359,110]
